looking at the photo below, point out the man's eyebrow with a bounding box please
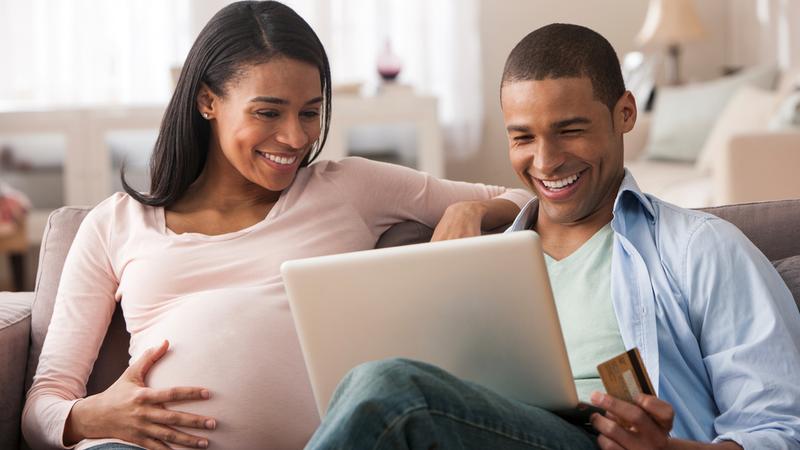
[551,117,591,129]
[506,124,531,133]
[249,96,324,105]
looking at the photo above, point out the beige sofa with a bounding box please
[623,68,800,208]
[2,202,800,449]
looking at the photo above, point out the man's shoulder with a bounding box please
[646,194,754,264]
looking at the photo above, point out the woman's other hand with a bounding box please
[63,340,216,450]
[431,198,519,242]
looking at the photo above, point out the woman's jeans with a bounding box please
[306,358,599,450]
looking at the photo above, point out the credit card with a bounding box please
[596,347,655,403]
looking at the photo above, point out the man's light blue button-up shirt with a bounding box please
[507,170,800,449]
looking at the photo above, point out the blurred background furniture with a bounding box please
[1,200,800,449]
[0,219,27,291]
[636,0,707,85]
[326,88,444,177]
[624,65,800,208]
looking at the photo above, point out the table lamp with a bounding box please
[636,0,707,85]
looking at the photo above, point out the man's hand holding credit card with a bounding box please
[589,348,677,448]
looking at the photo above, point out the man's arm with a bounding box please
[683,218,800,448]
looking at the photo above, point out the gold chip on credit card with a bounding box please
[596,347,655,403]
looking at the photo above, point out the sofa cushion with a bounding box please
[773,255,800,311]
[0,292,33,450]
[699,199,800,262]
[696,86,780,173]
[25,207,91,392]
[645,66,778,162]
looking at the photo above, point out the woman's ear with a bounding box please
[614,91,637,134]
[196,83,217,120]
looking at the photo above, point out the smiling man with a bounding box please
[307,24,800,449]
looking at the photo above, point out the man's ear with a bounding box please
[613,91,637,134]
[196,83,218,119]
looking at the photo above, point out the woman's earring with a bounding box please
[202,112,210,119]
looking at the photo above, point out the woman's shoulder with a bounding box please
[81,191,158,232]
[304,156,416,183]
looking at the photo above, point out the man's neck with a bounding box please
[534,178,622,261]
[536,208,613,261]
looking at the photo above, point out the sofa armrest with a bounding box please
[0,291,34,450]
[714,131,800,204]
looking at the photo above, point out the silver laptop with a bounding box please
[281,231,581,418]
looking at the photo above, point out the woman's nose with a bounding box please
[276,117,309,150]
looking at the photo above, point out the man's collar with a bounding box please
[508,168,654,232]
[614,169,655,219]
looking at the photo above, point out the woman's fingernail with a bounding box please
[199,439,209,448]
[205,419,216,430]
[590,391,604,404]
[201,389,210,399]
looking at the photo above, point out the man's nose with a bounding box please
[532,138,565,174]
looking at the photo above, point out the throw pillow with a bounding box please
[773,255,800,311]
[645,66,778,163]
[768,90,800,130]
[696,86,780,173]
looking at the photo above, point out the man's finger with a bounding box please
[142,386,211,404]
[591,392,662,438]
[636,394,673,431]
[596,433,625,450]
[591,413,637,449]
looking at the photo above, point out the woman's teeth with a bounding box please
[541,172,581,190]
[258,151,297,165]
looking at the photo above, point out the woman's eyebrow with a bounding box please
[250,96,288,104]
[248,96,323,105]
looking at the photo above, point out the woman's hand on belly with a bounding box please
[64,340,216,450]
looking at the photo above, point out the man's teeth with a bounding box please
[259,152,297,165]
[541,172,581,190]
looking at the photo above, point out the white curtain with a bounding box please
[0,0,191,108]
[1,0,483,157]
[728,0,800,70]
[282,0,484,158]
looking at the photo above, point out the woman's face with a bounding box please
[199,57,323,194]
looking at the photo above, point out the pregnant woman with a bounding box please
[21,2,530,450]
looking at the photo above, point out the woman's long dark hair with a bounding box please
[122,1,332,207]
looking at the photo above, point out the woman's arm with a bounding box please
[324,157,532,239]
[431,198,521,241]
[22,196,213,449]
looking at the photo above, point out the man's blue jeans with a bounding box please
[307,358,599,449]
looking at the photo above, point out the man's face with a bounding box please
[501,77,634,226]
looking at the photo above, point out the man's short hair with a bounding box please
[502,23,625,112]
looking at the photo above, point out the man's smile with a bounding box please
[531,168,588,200]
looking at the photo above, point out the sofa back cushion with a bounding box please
[27,199,800,395]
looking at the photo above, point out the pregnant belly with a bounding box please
[133,287,320,449]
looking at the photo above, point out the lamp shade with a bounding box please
[636,0,707,47]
